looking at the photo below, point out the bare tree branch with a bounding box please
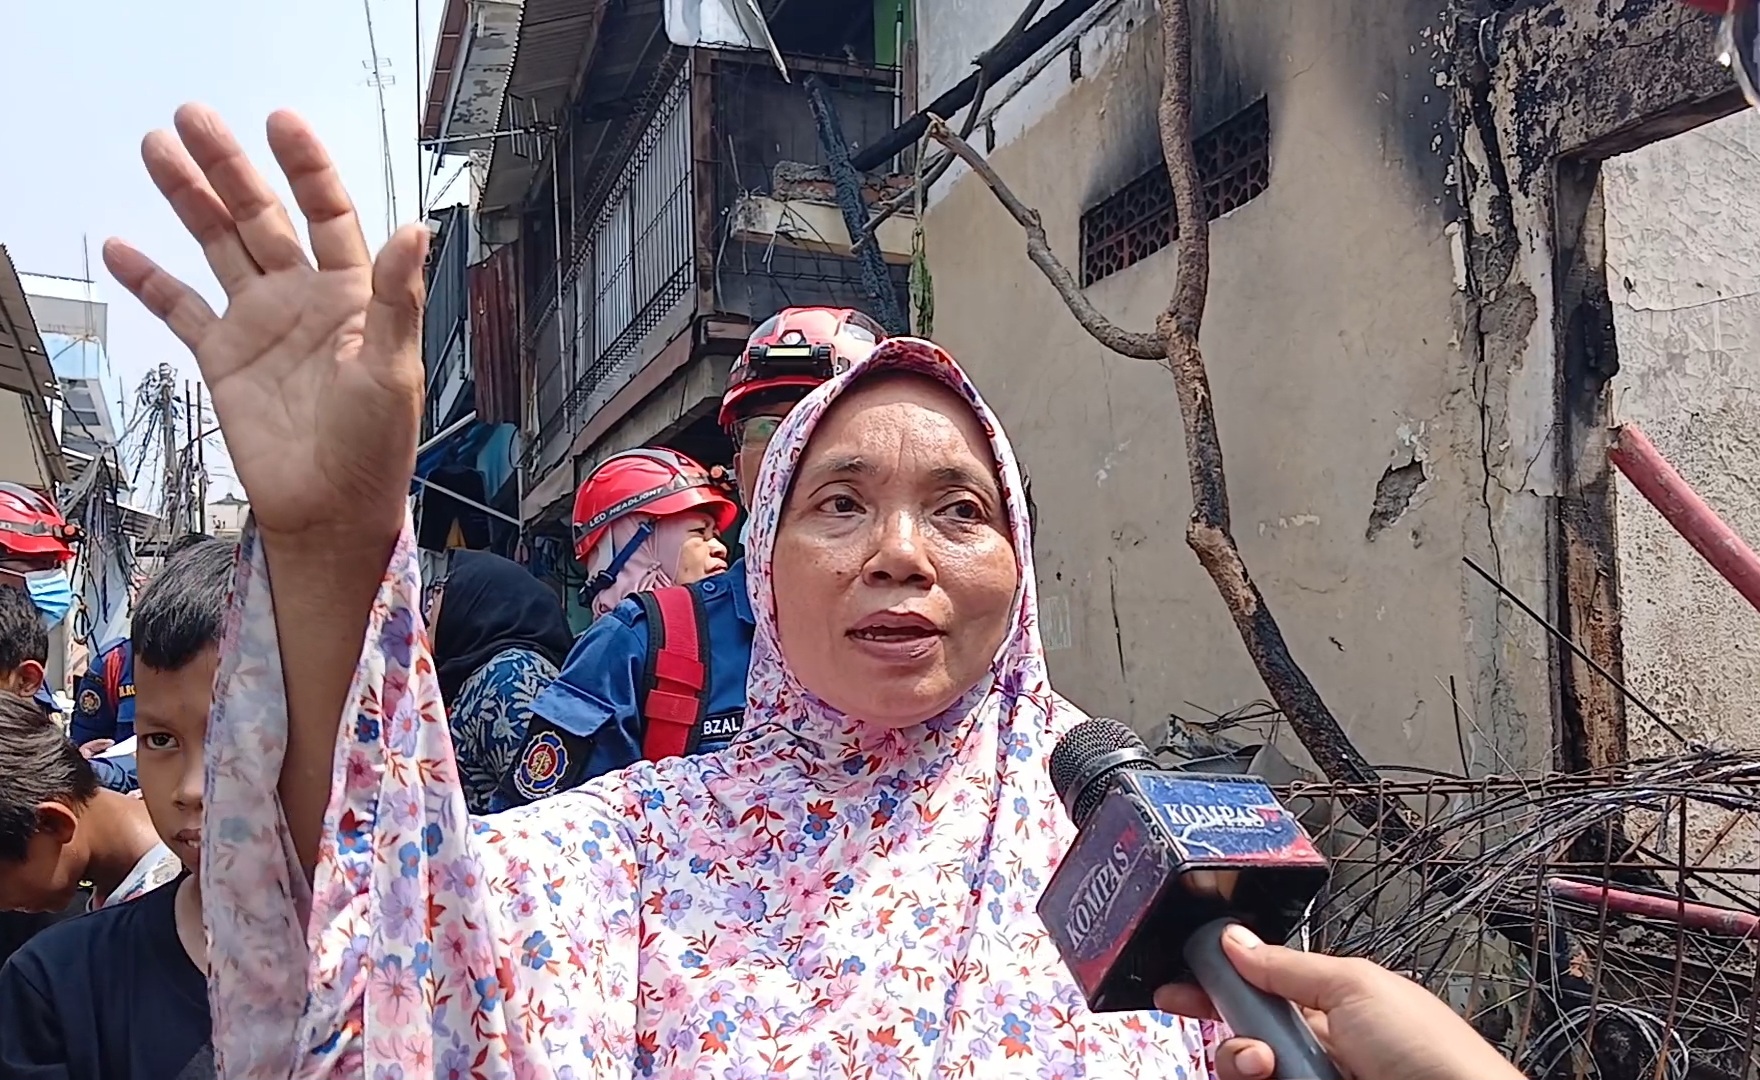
[925,115,1165,362]
[936,0,1409,839]
[858,0,1047,248]
[1148,0,1397,829]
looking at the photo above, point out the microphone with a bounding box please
[1038,718,1341,1080]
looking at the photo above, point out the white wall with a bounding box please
[1604,109,1760,756]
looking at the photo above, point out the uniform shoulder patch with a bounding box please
[77,688,102,716]
[512,730,571,802]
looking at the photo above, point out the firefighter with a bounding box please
[0,485,137,792]
[501,308,887,808]
[0,484,79,714]
[499,447,741,807]
[0,486,78,633]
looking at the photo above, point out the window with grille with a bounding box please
[1079,97,1270,287]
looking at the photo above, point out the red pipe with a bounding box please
[1609,423,1760,613]
[1546,877,1760,939]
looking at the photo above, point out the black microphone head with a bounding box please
[1049,717,1159,828]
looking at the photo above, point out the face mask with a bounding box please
[739,515,753,549]
[25,569,73,629]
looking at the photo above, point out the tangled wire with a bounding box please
[1279,751,1760,1080]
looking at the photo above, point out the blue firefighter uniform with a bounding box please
[498,559,755,809]
[68,639,139,794]
[70,639,135,747]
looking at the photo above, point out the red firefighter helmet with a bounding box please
[718,307,888,430]
[0,484,77,565]
[571,448,738,564]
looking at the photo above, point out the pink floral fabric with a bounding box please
[202,338,1220,1080]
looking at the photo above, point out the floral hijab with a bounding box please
[201,338,1218,1079]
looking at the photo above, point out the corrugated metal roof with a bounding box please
[422,0,526,149]
[422,0,473,141]
[479,0,611,213]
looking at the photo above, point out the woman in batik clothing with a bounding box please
[428,549,573,813]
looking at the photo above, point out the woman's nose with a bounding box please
[708,535,728,560]
[862,511,935,586]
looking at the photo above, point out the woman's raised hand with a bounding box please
[103,105,427,552]
[105,106,430,876]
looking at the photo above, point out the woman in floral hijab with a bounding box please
[105,107,1216,1080]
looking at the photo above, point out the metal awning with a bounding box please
[479,0,614,214]
[0,246,68,485]
[420,0,527,151]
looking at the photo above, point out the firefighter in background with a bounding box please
[0,485,137,792]
[500,308,887,807]
[571,450,737,620]
[496,447,740,808]
[0,484,80,715]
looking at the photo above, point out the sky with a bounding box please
[1,0,467,498]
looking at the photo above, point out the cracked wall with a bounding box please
[1604,110,1760,756]
[918,0,1545,772]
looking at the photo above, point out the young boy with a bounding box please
[0,538,232,1078]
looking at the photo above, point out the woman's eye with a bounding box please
[823,494,861,514]
[942,499,985,521]
[142,733,177,751]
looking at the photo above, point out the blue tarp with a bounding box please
[412,420,518,498]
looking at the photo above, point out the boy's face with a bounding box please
[133,645,217,875]
[0,802,85,913]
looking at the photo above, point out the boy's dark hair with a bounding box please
[135,539,236,671]
[0,587,48,675]
[0,691,97,863]
[165,532,215,558]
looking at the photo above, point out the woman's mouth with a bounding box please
[848,614,944,662]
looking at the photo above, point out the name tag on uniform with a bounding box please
[700,712,744,742]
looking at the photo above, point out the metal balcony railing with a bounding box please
[422,208,472,440]
[567,58,696,425]
[424,208,470,379]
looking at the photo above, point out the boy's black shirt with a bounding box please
[0,875,212,1079]
[0,887,88,967]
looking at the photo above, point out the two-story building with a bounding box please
[417,0,917,627]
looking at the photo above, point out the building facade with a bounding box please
[0,250,64,492]
[914,0,1747,775]
[417,0,918,626]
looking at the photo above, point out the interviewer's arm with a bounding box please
[1156,926,1523,1080]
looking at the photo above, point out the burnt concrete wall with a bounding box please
[917,0,1536,772]
[918,0,1741,774]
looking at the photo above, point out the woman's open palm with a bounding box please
[104,105,427,545]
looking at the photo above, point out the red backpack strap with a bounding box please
[637,586,709,761]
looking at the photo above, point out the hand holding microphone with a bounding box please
[1038,719,1520,1080]
[1154,926,1524,1080]
[1038,718,1341,1078]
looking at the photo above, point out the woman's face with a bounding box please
[771,374,1019,728]
[672,510,729,585]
